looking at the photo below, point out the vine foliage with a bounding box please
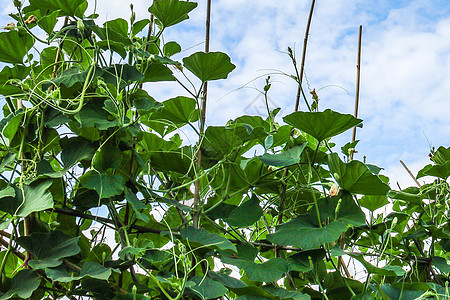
[0,0,449,299]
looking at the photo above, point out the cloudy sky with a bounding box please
[1,0,450,188]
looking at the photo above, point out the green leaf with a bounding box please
[104,18,128,37]
[149,0,198,28]
[328,153,390,195]
[131,19,150,36]
[417,162,450,179]
[262,286,311,300]
[80,171,125,199]
[259,144,307,166]
[142,61,176,82]
[180,226,237,252]
[75,101,120,130]
[0,65,30,83]
[204,126,243,156]
[60,136,95,168]
[283,109,362,142]
[42,66,102,90]
[36,10,59,34]
[0,180,53,217]
[148,96,199,134]
[125,188,149,223]
[372,284,427,300]
[102,64,144,88]
[183,52,236,82]
[350,255,404,276]
[92,143,123,172]
[267,215,347,249]
[189,277,228,300]
[225,195,263,227]
[0,269,40,300]
[2,112,23,141]
[17,230,80,269]
[152,96,199,124]
[132,89,163,115]
[46,262,112,282]
[28,0,88,17]
[358,195,389,211]
[286,249,326,272]
[239,258,288,282]
[432,256,450,274]
[164,41,182,57]
[431,146,450,165]
[0,30,34,64]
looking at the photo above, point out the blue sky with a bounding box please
[1,0,450,188]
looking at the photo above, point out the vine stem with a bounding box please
[193,0,212,229]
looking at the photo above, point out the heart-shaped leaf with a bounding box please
[17,231,80,269]
[328,153,390,195]
[0,30,34,64]
[149,0,198,28]
[284,109,362,142]
[0,270,40,300]
[259,143,307,166]
[183,52,236,82]
[225,195,263,227]
[267,215,347,249]
[180,226,236,252]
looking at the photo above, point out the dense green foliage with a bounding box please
[0,0,449,299]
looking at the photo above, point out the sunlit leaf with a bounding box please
[328,153,390,195]
[183,52,236,82]
[27,0,88,17]
[149,0,198,28]
[0,30,34,64]
[284,109,362,142]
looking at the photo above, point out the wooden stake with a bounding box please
[400,160,422,187]
[294,0,316,112]
[350,25,363,161]
[193,0,212,229]
[338,25,363,278]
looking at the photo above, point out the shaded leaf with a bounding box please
[92,143,123,172]
[267,215,347,249]
[0,180,53,217]
[46,262,112,282]
[180,226,236,252]
[189,277,228,300]
[80,171,125,199]
[0,270,40,300]
[17,230,80,269]
[259,144,307,167]
[225,195,263,227]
